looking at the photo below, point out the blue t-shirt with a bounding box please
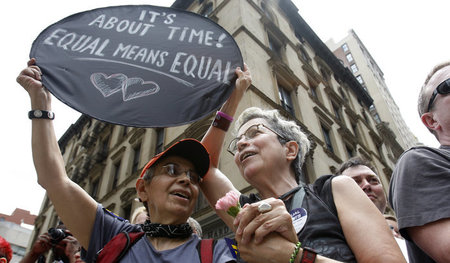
[83,204,236,263]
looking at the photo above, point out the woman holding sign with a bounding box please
[16,58,249,263]
[199,66,406,262]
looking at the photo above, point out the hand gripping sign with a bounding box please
[30,5,243,127]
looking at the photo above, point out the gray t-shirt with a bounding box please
[83,204,236,263]
[389,145,450,263]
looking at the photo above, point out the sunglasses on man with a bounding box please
[427,78,450,112]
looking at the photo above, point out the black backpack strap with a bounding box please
[95,231,145,263]
[290,186,306,211]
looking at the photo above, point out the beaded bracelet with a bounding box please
[290,242,302,263]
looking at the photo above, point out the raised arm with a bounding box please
[20,233,52,263]
[332,176,406,262]
[200,64,251,229]
[16,59,97,248]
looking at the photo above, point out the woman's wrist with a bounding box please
[290,242,302,263]
[212,111,233,131]
[30,98,51,111]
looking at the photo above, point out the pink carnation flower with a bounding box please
[215,191,241,217]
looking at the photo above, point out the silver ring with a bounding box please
[257,202,272,213]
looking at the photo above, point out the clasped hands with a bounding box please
[233,198,299,263]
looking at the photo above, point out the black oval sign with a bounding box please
[30,5,243,127]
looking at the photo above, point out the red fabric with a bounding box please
[200,239,214,263]
[96,232,214,263]
[96,232,144,263]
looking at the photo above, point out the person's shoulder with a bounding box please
[102,207,127,221]
[401,145,440,156]
[329,175,357,191]
[214,238,239,262]
[308,174,335,193]
[397,145,446,164]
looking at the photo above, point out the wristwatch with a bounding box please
[300,247,317,263]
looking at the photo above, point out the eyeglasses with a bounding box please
[227,123,286,156]
[427,78,450,112]
[160,163,201,184]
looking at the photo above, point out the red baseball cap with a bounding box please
[139,139,210,180]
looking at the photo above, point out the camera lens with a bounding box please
[48,228,67,244]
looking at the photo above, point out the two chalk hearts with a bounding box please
[90,73,160,101]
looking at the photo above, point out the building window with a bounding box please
[131,144,141,175]
[90,178,99,199]
[362,110,370,124]
[351,122,359,138]
[321,125,334,153]
[346,53,354,63]
[377,144,385,161]
[356,75,364,84]
[342,43,349,52]
[278,85,295,115]
[299,46,309,62]
[338,88,347,100]
[122,126,128,137]
[200,2,213,17]
[155,128,164,154]
[370,105,382,124]
[345,145,354,158]
[320,68,330,83]
[350,63,358,73]
[121,203,132,222]
[309,85,318,101]
[332,102,341,121]
[261,1,276,22]
[268,34,283,59]
[69,146,79,163]
[373,113,381,124]
[102,136,110,156]
[111,161,121,190]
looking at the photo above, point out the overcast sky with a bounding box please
[1,0,446,216]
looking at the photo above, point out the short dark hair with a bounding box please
[335,156,374,176]
[418,61,450,117]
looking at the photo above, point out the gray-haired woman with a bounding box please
[200,64,405,263]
